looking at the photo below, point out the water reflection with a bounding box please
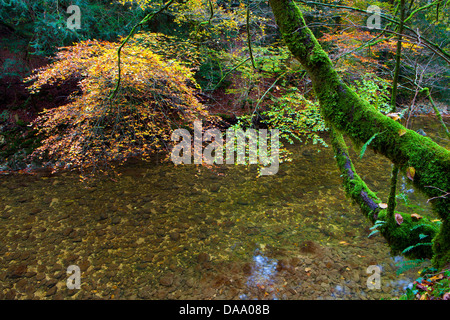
[241,249,279,300]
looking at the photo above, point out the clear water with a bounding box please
[0,116,448,300]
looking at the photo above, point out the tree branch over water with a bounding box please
[268,0,450,268]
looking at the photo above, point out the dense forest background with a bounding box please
[1,0,448,172]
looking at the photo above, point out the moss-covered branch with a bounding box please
[329,126,438,260]
[268,0,449,215]
[329,126,381,221]
[268,0,450,268]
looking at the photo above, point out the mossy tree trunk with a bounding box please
[329,125,438,260]
[268,0,450,269]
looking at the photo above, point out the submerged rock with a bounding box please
[9,264,28,278]
[210,184,220,192]
[169,231,180,241]
[236,199,249,205]
[197,252,210,264]
[159,274,174,286]
[299,240,323,255]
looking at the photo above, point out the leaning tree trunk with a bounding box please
[268,0,450,269]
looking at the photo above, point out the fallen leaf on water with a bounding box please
[406,167,415,181]
[395,213,403,225]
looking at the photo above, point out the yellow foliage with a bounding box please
[25,37,214,175]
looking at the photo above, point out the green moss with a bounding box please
[330,125,443,265]
[381,213,438,259]
[432,220,450,270]
[309,46,332,67]
[330,125,381,222]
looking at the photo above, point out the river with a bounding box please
[0,115,448,300]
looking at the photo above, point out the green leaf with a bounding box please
[360,132,381,159]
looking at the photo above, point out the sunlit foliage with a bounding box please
[26,38,213,176]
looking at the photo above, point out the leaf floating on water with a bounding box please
[378,203,388,209]
[406,167,415,181]
[395,213,403,225]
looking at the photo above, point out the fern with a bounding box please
[418,233,428,240]
[410,221,441,232]
[360,131,385,159]
[402,242,433,254]
[395,258,426,275]
[368,219,386,238]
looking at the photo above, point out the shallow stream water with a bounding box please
[0,116,448,300]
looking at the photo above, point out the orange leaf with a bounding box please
[429,274,443,281]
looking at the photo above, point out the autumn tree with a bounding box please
[26,37,213,177]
